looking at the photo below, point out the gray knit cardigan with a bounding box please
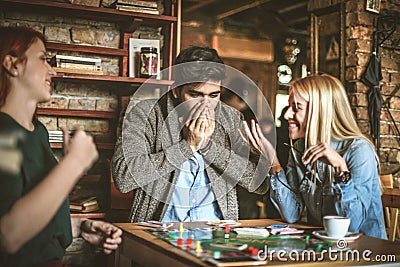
[112,92,270,222]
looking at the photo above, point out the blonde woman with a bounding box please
[241,74,386,239]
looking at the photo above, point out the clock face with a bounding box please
[277,64,292,84]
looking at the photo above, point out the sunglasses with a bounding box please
[282,142,323,191]
[283,142,303,156]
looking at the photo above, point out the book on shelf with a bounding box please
[129,38,160,78]
[116,4,159,15]
[69,196,100,213]
[53,67,104,75]
[48,130,64,143]
[55,62,102,71]
[116,0,157,8]
[51,55,102,66]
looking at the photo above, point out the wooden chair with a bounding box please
[256,201,267,219]
[380,174,400,241]
[108,160,134,210]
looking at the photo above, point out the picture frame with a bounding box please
[310,3,346,83]
[366,0,381,14]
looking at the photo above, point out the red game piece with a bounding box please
[186,238,193,246]
[224,225,230,239]
[246,246,258,256]
[250,247,259,256]
[177,238,183,246]
[225,225,230,233]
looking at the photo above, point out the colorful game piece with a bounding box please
[224,225,230,239]
[195,240,203,254]
[247,246,259,256]
[251,248,259,256]
[305,235,310,243]
[316,243,323,251]
[186,238,193,247]
[179,222,184,238]
[213,250,221,259]
[177,238,183,246]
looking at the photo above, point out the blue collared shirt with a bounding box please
[269,138,387,239]
[162,151,222,222]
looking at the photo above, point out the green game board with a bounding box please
[146,226,330,264]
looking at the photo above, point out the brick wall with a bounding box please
[0,9,120,138]
[1,5,165,120]
[0,9,161,136]
[309,0,400,182]
[0,4,162,210]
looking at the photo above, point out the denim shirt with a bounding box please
[269,138,387,239]
[162,151,222,222]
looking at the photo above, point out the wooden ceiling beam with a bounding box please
[183,0,215,13]
[216,0,273,20]
[286,16,308,26]
[277,2,307,14]
[285,27,309,36]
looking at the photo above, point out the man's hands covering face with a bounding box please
[183,100,215,152]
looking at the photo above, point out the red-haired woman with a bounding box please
[0,26,122,267]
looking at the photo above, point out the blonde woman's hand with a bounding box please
[303,142,348,171]
[238,120,277,165]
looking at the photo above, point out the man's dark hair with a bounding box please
[173,46,226,86]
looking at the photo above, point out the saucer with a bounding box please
[312,230,362,242]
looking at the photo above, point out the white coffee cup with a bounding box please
[323,215,351,238]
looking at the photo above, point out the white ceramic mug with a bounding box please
[323,215,351,238]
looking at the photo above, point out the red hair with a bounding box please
[0,26,45,107]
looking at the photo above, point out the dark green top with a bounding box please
[0,112,72,267]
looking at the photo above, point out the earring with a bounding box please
[14,71,18,76]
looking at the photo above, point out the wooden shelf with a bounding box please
[50,142,115,150]
[53,73,174,85]
[70,212,106,219]
[46,42,128,57]
[0,0,177,29]
[37,108,118,119]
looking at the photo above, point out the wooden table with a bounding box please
[382,188,400,241]
[112,219,400,266]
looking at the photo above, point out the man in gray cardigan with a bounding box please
[112,46,270,222]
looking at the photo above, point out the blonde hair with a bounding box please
[289,74,381,188]
[289,74,374,150]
